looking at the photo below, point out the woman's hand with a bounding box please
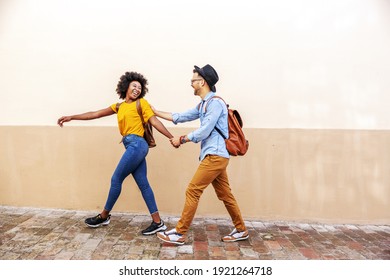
[170,137,181,148]
[57,116,72,127]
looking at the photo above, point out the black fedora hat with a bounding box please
[194,64,219,92]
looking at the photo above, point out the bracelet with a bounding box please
[180,135,186,144]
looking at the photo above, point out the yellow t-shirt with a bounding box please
[111,98,155,137]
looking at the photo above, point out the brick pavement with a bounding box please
[0,206,389,260]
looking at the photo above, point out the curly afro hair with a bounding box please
[116,71,149,100]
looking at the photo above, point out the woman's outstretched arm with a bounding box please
[57,107,115,127]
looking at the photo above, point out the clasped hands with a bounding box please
[169,136,181,148]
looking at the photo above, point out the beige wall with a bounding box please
[1,126,389,224]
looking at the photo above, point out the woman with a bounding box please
[57,71,177,235]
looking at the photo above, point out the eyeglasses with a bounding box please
[191,78,203,84]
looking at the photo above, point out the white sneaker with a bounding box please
[222,228,249,242]
[157,228,186,245]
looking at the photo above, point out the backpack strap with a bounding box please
[214,126,227,140]
[136,99,146,126]
[197,96,227,114]
[116,102,123,113]
[204,96,229,139]
[197,101,202,111]
[204,96,228,112]
[116,102,124,143]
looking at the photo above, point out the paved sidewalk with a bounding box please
[0,206,389,260]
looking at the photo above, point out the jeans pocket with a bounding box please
[122,135,136,149]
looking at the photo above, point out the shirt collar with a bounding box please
[202,91,215,102]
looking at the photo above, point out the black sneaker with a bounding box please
[141,220,167,235]
[85,214,111,228]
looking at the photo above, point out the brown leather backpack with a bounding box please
[203,96,249,156]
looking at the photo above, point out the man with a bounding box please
[153,64,249,245]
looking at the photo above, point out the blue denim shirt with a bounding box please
[172,92,229,161]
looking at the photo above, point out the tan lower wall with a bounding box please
[0,126,389,225]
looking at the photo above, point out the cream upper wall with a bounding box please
[0,0,389,129]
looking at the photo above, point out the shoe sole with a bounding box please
[85,220,110,228]
[157,233,185,245]
[222,234,249,242]
[142,224,167,236]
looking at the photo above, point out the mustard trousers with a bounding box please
[176,155,247,235]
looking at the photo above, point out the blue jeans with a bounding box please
[104,134,158,214]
